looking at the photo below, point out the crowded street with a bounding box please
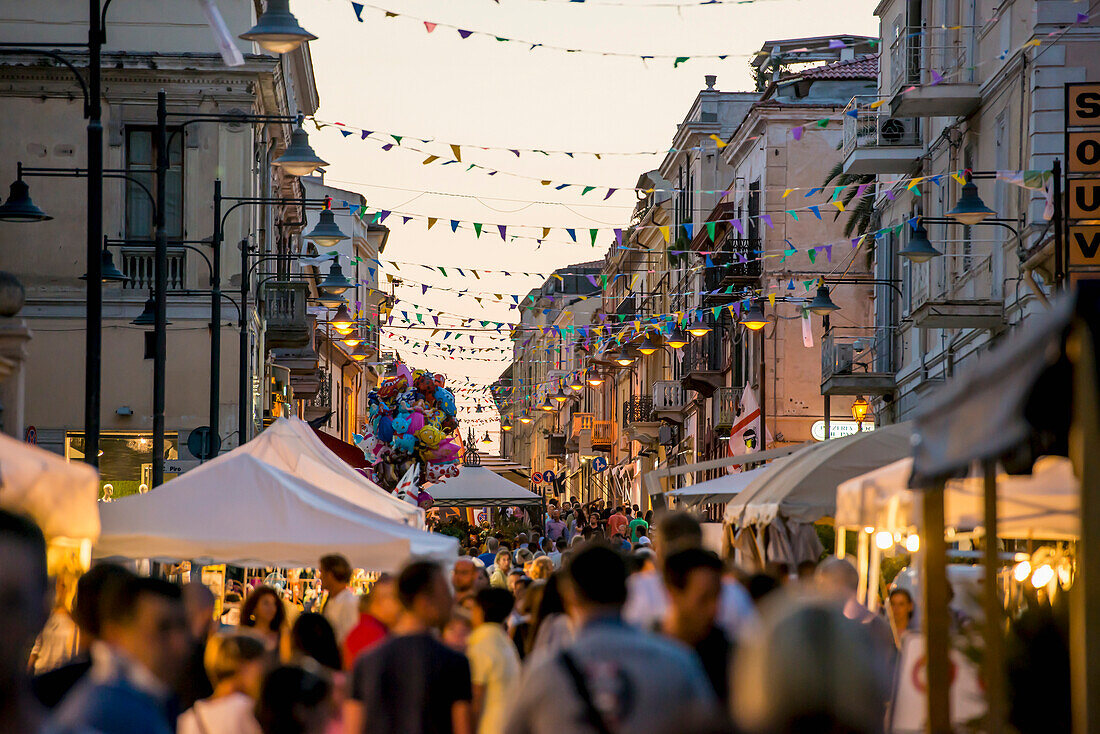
[1,0,1099,732]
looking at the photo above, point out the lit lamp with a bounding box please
[851,395,870,428]
[553,385,569,404]
[666,326,689,349]
[946,176,997,225]
[81,245,128,283]
[586,370,605,387]
[614,346,637,367]
[239,0,317,54]
[687,318,711,338]
[897,221,941,263]
[637,332,659,356]
[329,304,354,332]
[501,420,513,432]
[739,302,770,331]
[315,290,347,309]
[340,329,362,347]
[349,343,371,362]
[568,374,585,391]
[305,209,349,247]
[539,395,555,412]
[481,431,492,444]
[519,413,533,425]
[807,286,840,316]
[273,125,328,177]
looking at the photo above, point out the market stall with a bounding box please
[0,431,99,572]
[721,422,914,565]
[94,452,456,571]
[426,466,543,508]
[663,461,784,508]
[235,417,422,526]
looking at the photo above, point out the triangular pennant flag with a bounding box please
[339,129,353,137]
[614,229,623,246]
[659,225,670,243]
[450,220,460,233]
[683,223,694,239]
[427,217,438,229]
[450,144,461,161]
[582,186,596,195]
[674,57,690,67]
[792,126,804,141]
[424,21,436,32]
[708,134,727,148]
[422,155,439,165]
[458,29,473,38]
[566,229,576,242]
[351,3,365,21]
[603,188,617,200]
[705,221,716,241]
[808,248,817,264]
[809,205,822,220]
[589,229,598,245]
[815,118,829,128]
[498,225,507,240]
[832,200,845,212]
[542,227,551,239]
[473,223,483,238]
[768,293,776,307]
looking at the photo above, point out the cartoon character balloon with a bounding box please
[358,362,463,493]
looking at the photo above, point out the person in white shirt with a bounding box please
[177,633,266,734]
[318,554,360,645]
[468,588,521,734]
[623,511,756,638]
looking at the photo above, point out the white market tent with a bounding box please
[427,466,543,508]
[724,422,915,527]
[665,461,785,507]
[231,417,421,527]
[0,431,100,544]
[95,453,456,571]
[837,455,1080,540]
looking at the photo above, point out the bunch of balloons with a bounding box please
[355,363,461,507]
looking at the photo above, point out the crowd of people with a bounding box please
[3,504,901,734]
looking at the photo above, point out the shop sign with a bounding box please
[1066,82,1100,281]
[810,420,875,441]
[24,426,36,445]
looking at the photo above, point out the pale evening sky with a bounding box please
[291,0,879,449]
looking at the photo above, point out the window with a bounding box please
[125,127,184,241]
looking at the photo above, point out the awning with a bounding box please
[724,422,914,527]
[95,453,456,571]
[837,455,1079,540]
[311,427,370,470]
[0,432,100,543]
[665,461,785,507]
[427,466,543,508]
[911,292,1079,485]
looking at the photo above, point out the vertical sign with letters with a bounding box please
[1066,84,1100,273]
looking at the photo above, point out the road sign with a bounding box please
[24,426,36,445]
[531,471,544,483]
[187,426,221,460]
[592,456,608,473]
[542,470,556,483]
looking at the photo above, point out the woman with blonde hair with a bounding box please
[527,556,553,581]
[178,632,269,734]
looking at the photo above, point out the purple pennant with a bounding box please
[1078,12,1089,22]
[432,315,440,326]
[885,190,896,201]
[510,150,520,157]
[930,70,945,86]
[851,237,861,248]
[498,225,507,240]
[855,183,871,199]
[361,130,371,139]
[792,126,804,141]
[828,39,846,49]
[731,219,744,235]
[824,245,833,261]
[422,285,429,295]
[604,188,617,200]
[379,211,391,222]
[381,144,393,151]
[458,29,473,38]
[402,216,411,224]
[614,228,623,246]
[586,274,600,288]
[761,214,773,229]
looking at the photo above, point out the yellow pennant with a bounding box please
[782,189,793,198]
[427,217,438,229]
[659,226,670,243]
[708,134,728,148]
[869,99,886,109]
[542,228,551,239]
[450,144,462,162]
[422,155,439,165]
[768,293,776,307]
[907,176,924,189]
[832,200,845,212]
[951,172,966,185]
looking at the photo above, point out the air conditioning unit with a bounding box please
[834,343,855,374]
[878,117,917,146]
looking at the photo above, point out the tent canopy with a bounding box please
[837,455,1079,540]
[236,418,421,526]
[428,466,543,508]
[95,453,455,570]
[724,422,915,527]
[0,432,100,543]
[666,461,785,507]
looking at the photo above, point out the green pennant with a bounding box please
[618,314,626,322]
[582,186,596,195]
[439,266,447,276]
[600,274,608,290]
[711,306,721,319]
[416,313,423,324]
[705,222,716,241]
[474,223,483,238]
[808,249,816,264]
[392,135,403,144]
[590,229,598,245]
[674,57,690,67]
[815,118,829,128]
[786,210,799,221]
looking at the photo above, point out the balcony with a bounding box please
[841,97,923,175]
[623,395,660,443]
[652,380,687,421]
[571,412,594,440]
[591,420,614,450]
[889,28,980,118]
[704,238,762,300]
[680,331,724,396]
[264,282,312,349]
[821,332,896,397]
[712,386,742,436]
[304,366,331,422]
[909,244,1004,330]
[121,247,186,290]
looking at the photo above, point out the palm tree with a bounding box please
[821,159,876,239]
